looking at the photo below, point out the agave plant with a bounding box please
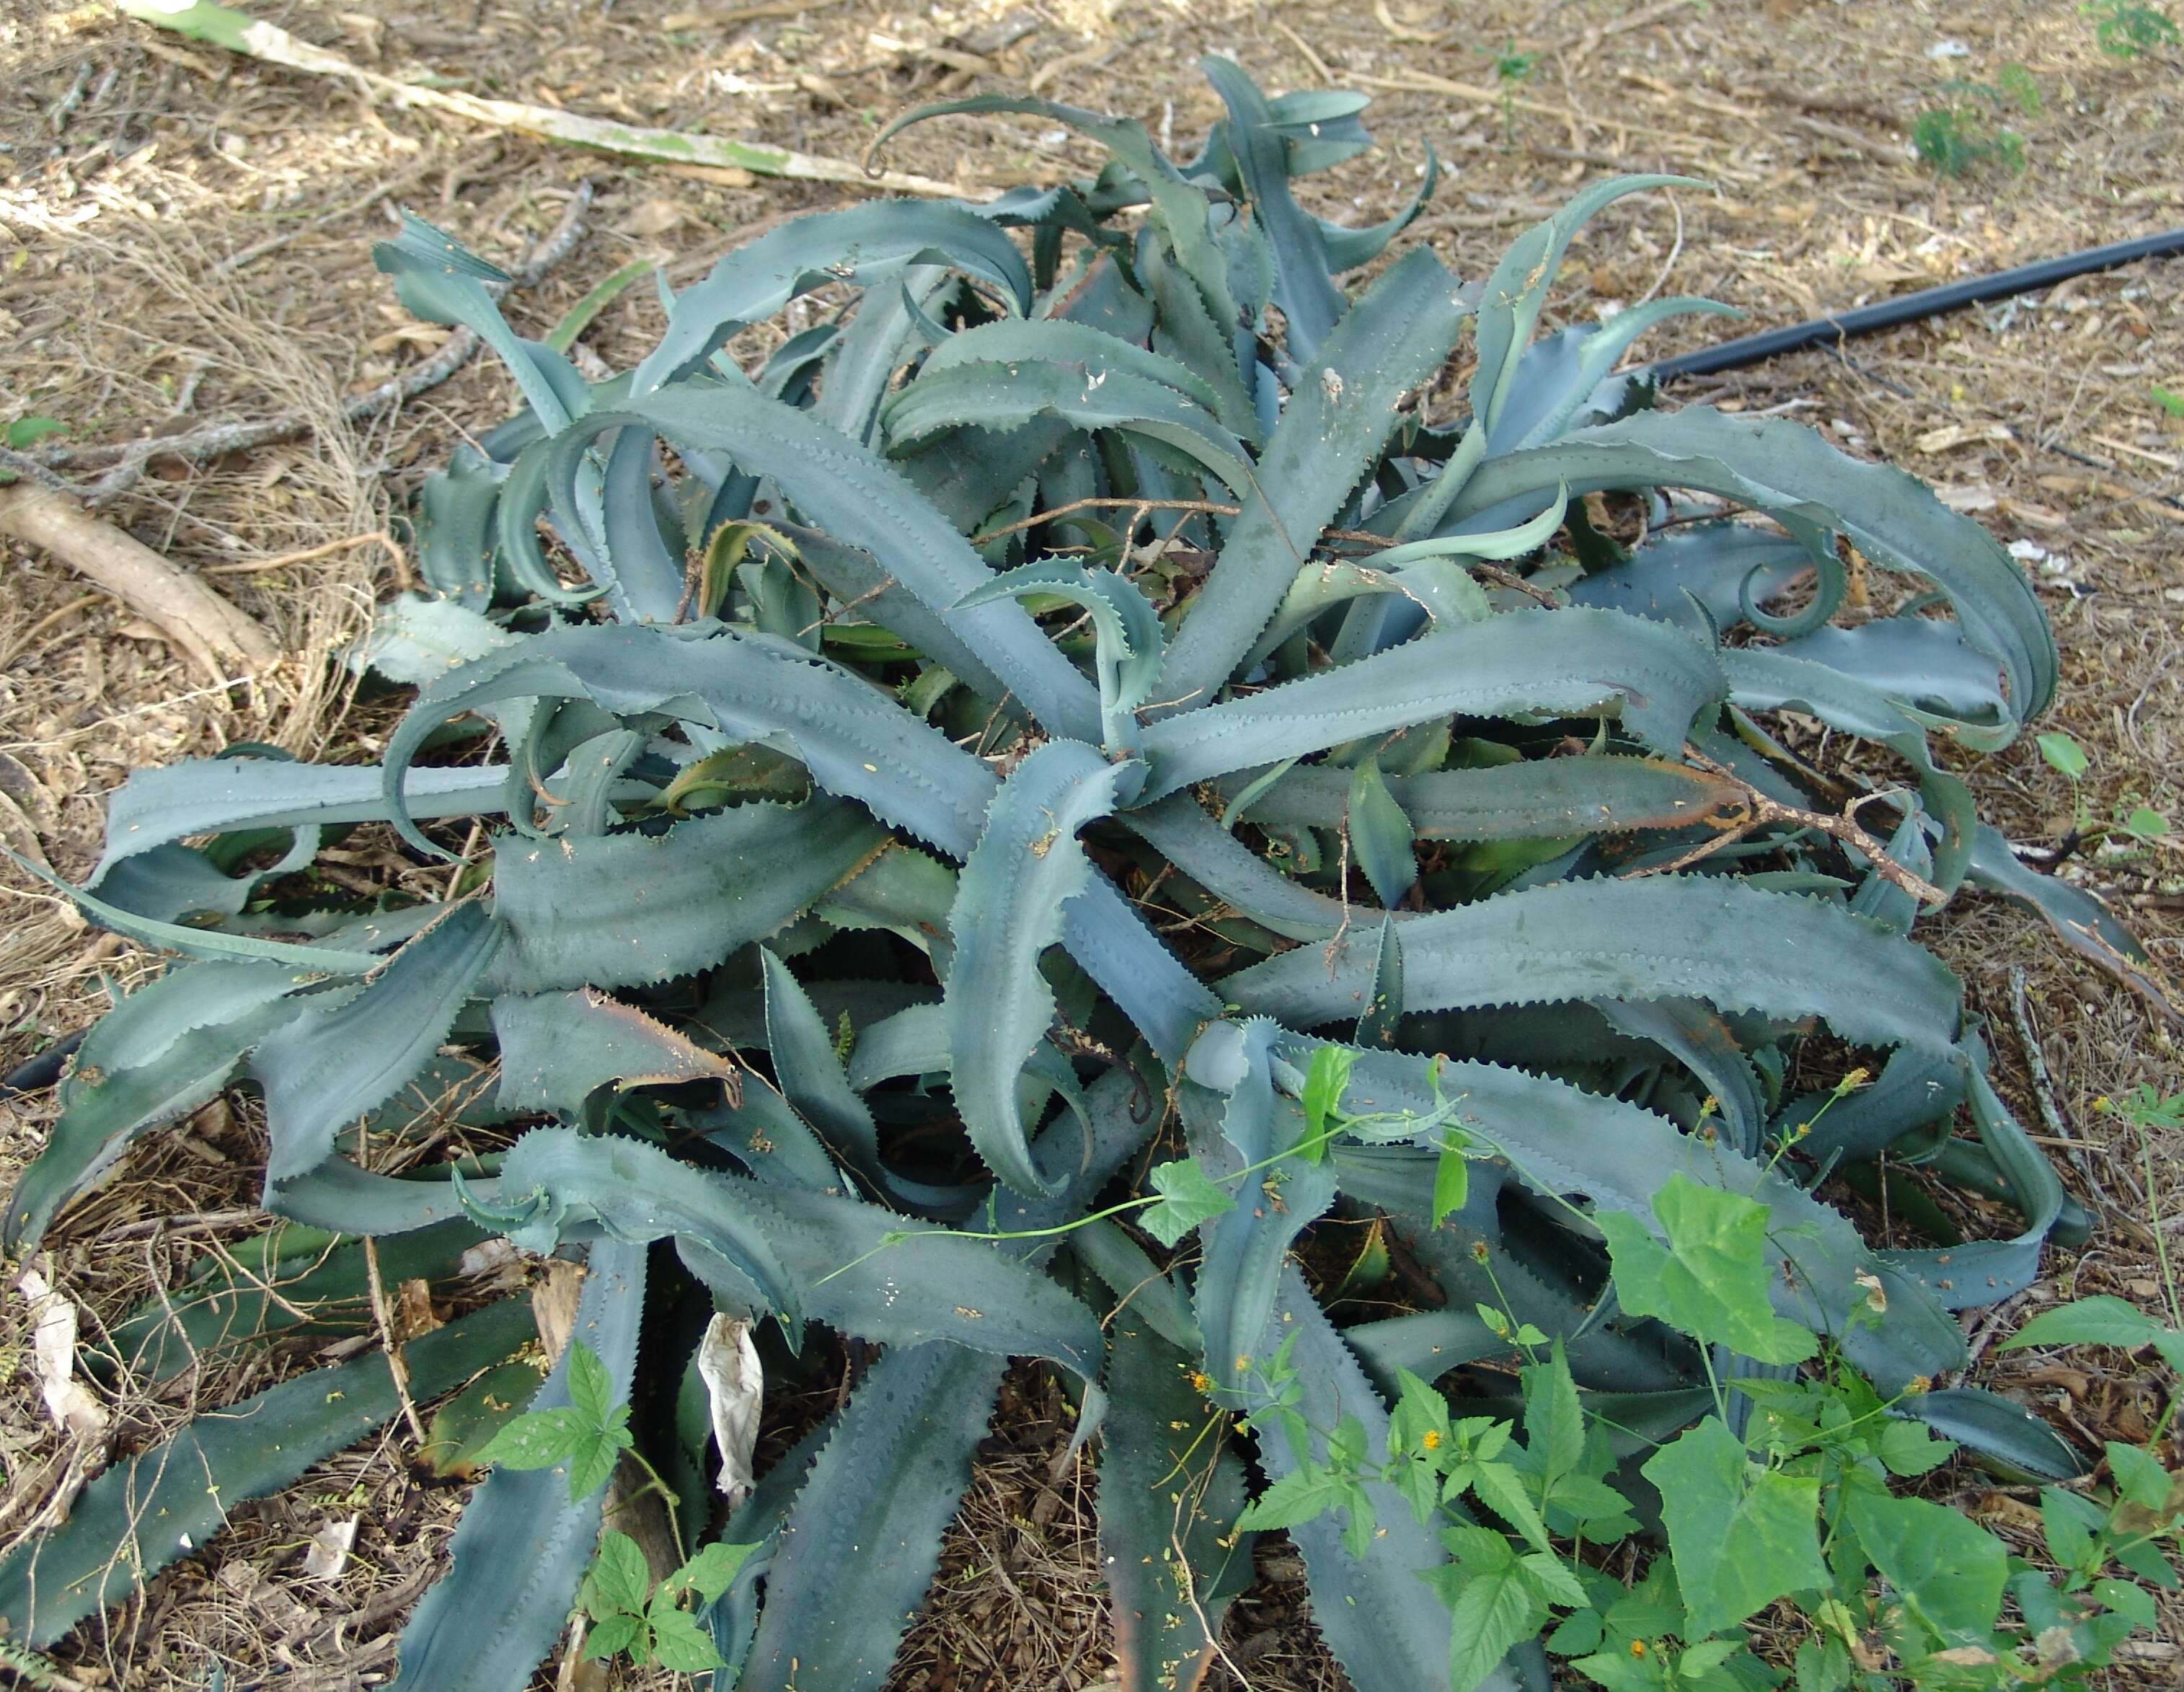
[0,58,2154,1692]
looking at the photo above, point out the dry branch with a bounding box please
[35,184,596,505]
[1631,744,1948,907]
[0,483,279,682]
[112,0,959,197]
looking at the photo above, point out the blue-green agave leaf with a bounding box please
[883,358,1255,496]
[1495,300,1742,453]
[782,521,1017,705]
[1154,247,1471,708]
[376,211,577,433]
[945,741,1134,1196]
[1214,754,1746,843]
[1123,794,1355,942]
[815,264,952,445]
[681,1071,844,1194]
[0,1295,536,1650]
[1225,876,1963,1062]
[1965,823,2175,1011]
[918,315,1223,410]
[1348,757,1419,907]
[1200,55,1344,360]
[2,961,320,1253]
[760,946,880,1185]
[464,1124,801,1330]
[1467,177,1702,443]
[544,386,1101,742]
[1099,1313,1253,1691]
[1071,1217,1202,1352]
[875,94,1244,353]
[391,1241,645,1692]
[738,1343,1005,1692]
[958,560,1164,752]
[489,798,886,992]
[1141,607,1726,798]
[1448,407,2057,723]
[1721,645,1976,892]
[1888,1387,2088,1484]
[1249,1264,1550,1692]
[381,626,1216,1062]
[6,847,385,975]
[1881,1065,2062,1308]
[1341,1307,1506,1397]
[632,200,1033,395]
[1317,143,1439,272]
[491,989,739,1117]
[268,1156,504,1237]
[252,903,503,1193]
[1183,1021,1338,1393]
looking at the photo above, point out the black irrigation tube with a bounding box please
[1648,226,2184,382]
[1,1028,85,1101]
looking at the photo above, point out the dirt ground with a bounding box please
[1,0,2181,1687]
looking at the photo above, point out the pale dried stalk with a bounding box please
[0,483,278,682]
[113,0,960,196]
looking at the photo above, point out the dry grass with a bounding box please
[1,0,2182,1686]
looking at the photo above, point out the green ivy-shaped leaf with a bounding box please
[1643,1416,1827,1638]
[1596,1174,1817,1364]
[1139,1155,1236,1246]
[1847,1489,2008,1643]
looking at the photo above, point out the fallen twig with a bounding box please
[361,1234,428,1448]
[1373,0,1441,44]
[1629,745,1948,906]
[113,0,959,196]
[2007,964,2109,1206]
[205,148,455,280]
[0,591,105,672]
[35,183,595,506]
[1268,16,1337,85]
[196,529,408,579]
[0,482,279,682]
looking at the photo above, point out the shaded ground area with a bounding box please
[1,0,2181,1686]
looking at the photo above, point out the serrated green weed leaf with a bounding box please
[582,1531,651,1621]
[647,1598,725,1672]
[673,1541,759,1605]
[474,1406,588,1473]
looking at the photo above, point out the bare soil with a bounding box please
[2,0,2181,1687]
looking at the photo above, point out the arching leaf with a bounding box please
[945,741,1133,1195]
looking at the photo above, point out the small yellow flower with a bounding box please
[1838,1066,1871,1092]
[1630,1639,1648,1658]
[1420,1429,1443,1451]
[1189,1371,1213,1395]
